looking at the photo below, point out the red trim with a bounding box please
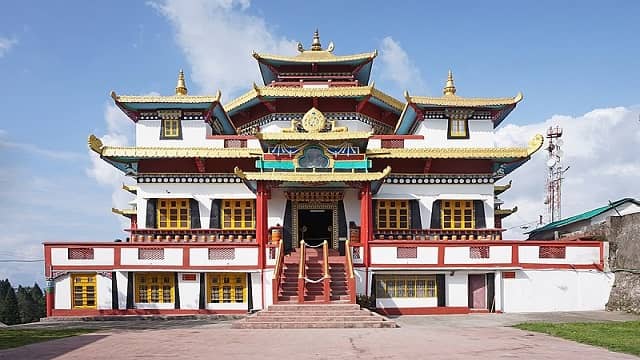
[50,265,259,271]
[370,263,515,268]
[520,263,602,270]
[370,135,424,139]
[256,182,268,269]
[44,246,52,277]
[50,309,246,317]
[205,135,256,140]
[114,247,121,267]
[368,240,602,247]
[182,246,190,267]
[45,291,54,317]
[376,306,469,315]
[44,242,260,248]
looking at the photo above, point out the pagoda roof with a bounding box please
[122,184,138,194]
[494,180,512,195]
[234,166,391,182]
[495,206,518,218]
[253,30,377,85]
[395,71,523,134]
[224,84,404,116]
[112,207,136,218]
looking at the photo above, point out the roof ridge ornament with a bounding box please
[296,29,334,53]
[443,70,456,96]
[175,69,188,96]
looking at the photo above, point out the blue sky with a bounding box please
[1,0,639,285]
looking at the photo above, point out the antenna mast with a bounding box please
[544,126,565,223]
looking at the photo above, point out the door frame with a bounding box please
[292,201,339,249]
[467,274,487,310]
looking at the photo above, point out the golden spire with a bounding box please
[443,70,456,96]
[175,69,188,96]
[311,29,322,51]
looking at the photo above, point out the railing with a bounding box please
[322,240,330,303]
[271,240,285,304]
[373,228,504,241]
[128,228,257,243]
[345,239,356,303]
[297,240,306,304]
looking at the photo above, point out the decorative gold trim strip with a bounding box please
[285,191,344,202]
[111,90,222,104]
[234,166,391,182]
[252,50,376,64]
[224,85,403,113]
[406,92,523,107]
[122,184,138,194]
[367,134,543,159]
[256,131,372,141]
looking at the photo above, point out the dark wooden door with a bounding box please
[468,274,487,309]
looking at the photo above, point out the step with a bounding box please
[246,316,377,322]
[268,304,360,311]
[257,310,369,317]
[232,321,397,329]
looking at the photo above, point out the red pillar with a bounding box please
[256,182,269,269]
[45,279,54,317]
[359,183,373,267]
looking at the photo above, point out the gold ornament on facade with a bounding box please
[301,107,327,132]
[175,69,188,96]
[443,70,456,96]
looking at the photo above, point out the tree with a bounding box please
[16,286,39,323]
[31,283,46,320]
[0,284,20,325]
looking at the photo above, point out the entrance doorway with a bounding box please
[298,209,332,247]
[468,273,495,311]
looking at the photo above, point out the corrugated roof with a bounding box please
[527,198,640,236]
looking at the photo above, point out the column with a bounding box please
[45,278,55,317]
[256,182,269,269]
[359,182,373,267]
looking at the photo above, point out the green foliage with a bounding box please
[356,294,374,309]
[515,321,640,356]
[0,279,46,325]
[0,285,20,325]
[0,329,95,350]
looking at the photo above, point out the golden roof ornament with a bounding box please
[443,70,456,96]
[175,69,188,96]
[311,29,322,51]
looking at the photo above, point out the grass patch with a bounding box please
[514,321,640,356]
[0,328,95,350]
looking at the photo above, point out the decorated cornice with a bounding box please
[110,90,222,104]
[122,184,138,194]
[257,130,373,141]
[224,85,404,113]
[367,134,544,159]
[495,206,518,218]
[383,174,495,185]
[137,174,242,184]
[253,50,376,64]
[406,91,523,108]
[237,112,393,135]
[234,166,391,182]
[112,207,136,218]
[494,180,512,195]
[88,135,262,159]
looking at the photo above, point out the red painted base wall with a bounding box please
[375,307,470,315]
[50,309,246,317]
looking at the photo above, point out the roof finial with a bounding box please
[443,70,456,96]
[175,69,188,96]
[311,29,322,51]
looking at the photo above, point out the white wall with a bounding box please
[260,119,373,133]
[343,189,361,227]
[376,297,437,309]
[444,246,512,265]
[190,247,259,266]
[267,189,287,227]
[54,273,112,310]
[413,119,494,148]
[446,272,468,307]
[54,275,71,310]
[519,246,601,265]
[502,270,614,312]
[251,272,263,310]
[263,269,274,308]
[120,248,183,266]
[115,271,128,310]
[370,246,438,265]
[137,121,264,148]
[178,273,200,310]
[355,268,366,295]
[51,248,114,266]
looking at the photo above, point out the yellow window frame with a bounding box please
[157,199,190,229]
[207,273,247,304]
[135,273,175,304]
[71,274,97,309]
[376,275,437,298]
[222,200,255,229]
[376,200,409,230]
[441,200,475,229]
[162,118,180,138]
[448,118,467,138]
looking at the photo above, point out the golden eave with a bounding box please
[112,207,136,218]
[495,206,518,217]
[367,134,543,159]
[122,184,138,194]
[224,85,403,113]
[234,166,391,182]
[110,90,222,104]
[89,134,261,159]
[256,131,373,141]
[252,50,376,64]
[406,92,523,108]
[494,180,512,195]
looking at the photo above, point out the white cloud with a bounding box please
[0,130,83,161]
[377,36,425,95]
[496,107,640,239]
[148,0,296,98]
[0,36,17,58]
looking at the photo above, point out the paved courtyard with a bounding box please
[1,311,638,359]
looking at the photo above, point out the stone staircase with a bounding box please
[232,303,397,329]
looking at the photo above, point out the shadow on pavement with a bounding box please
[0,333,109,360]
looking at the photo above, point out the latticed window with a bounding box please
[208,248,236,260]
[72,274,97,309]
[135,273,174,303]
[539,246,566,259]
[376,200,409,230]
[68,248,94,260]
[441,200,474,229]
[470,246,490,259]
[224,139,247,148]
[397,247,417,259]
[376,275,436,298]
[138,248,164,260]
[222,200,255,229]
[207,273,246,303]
[157,199,190,229]
[381,139,404,148]
[448,118,467,138]
[162,119,180,138]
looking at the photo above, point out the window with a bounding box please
[207,273,246,303]
[448,118,468,138]
[376,275,436,298]
[208,248,236,260]
[68,248,94,260]
[376,200,409,230]
[135,273,174,303]
[539,246,566,259]
[162,119,180,138]
[72,274,97,309]
[222,200,255,229]
[441,200,475,229]
[157,199,190,229]
[138,248,165,260]
[470,246,490,259]
[397,247,417,259]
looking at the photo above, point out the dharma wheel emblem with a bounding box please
[301,107,327,132]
